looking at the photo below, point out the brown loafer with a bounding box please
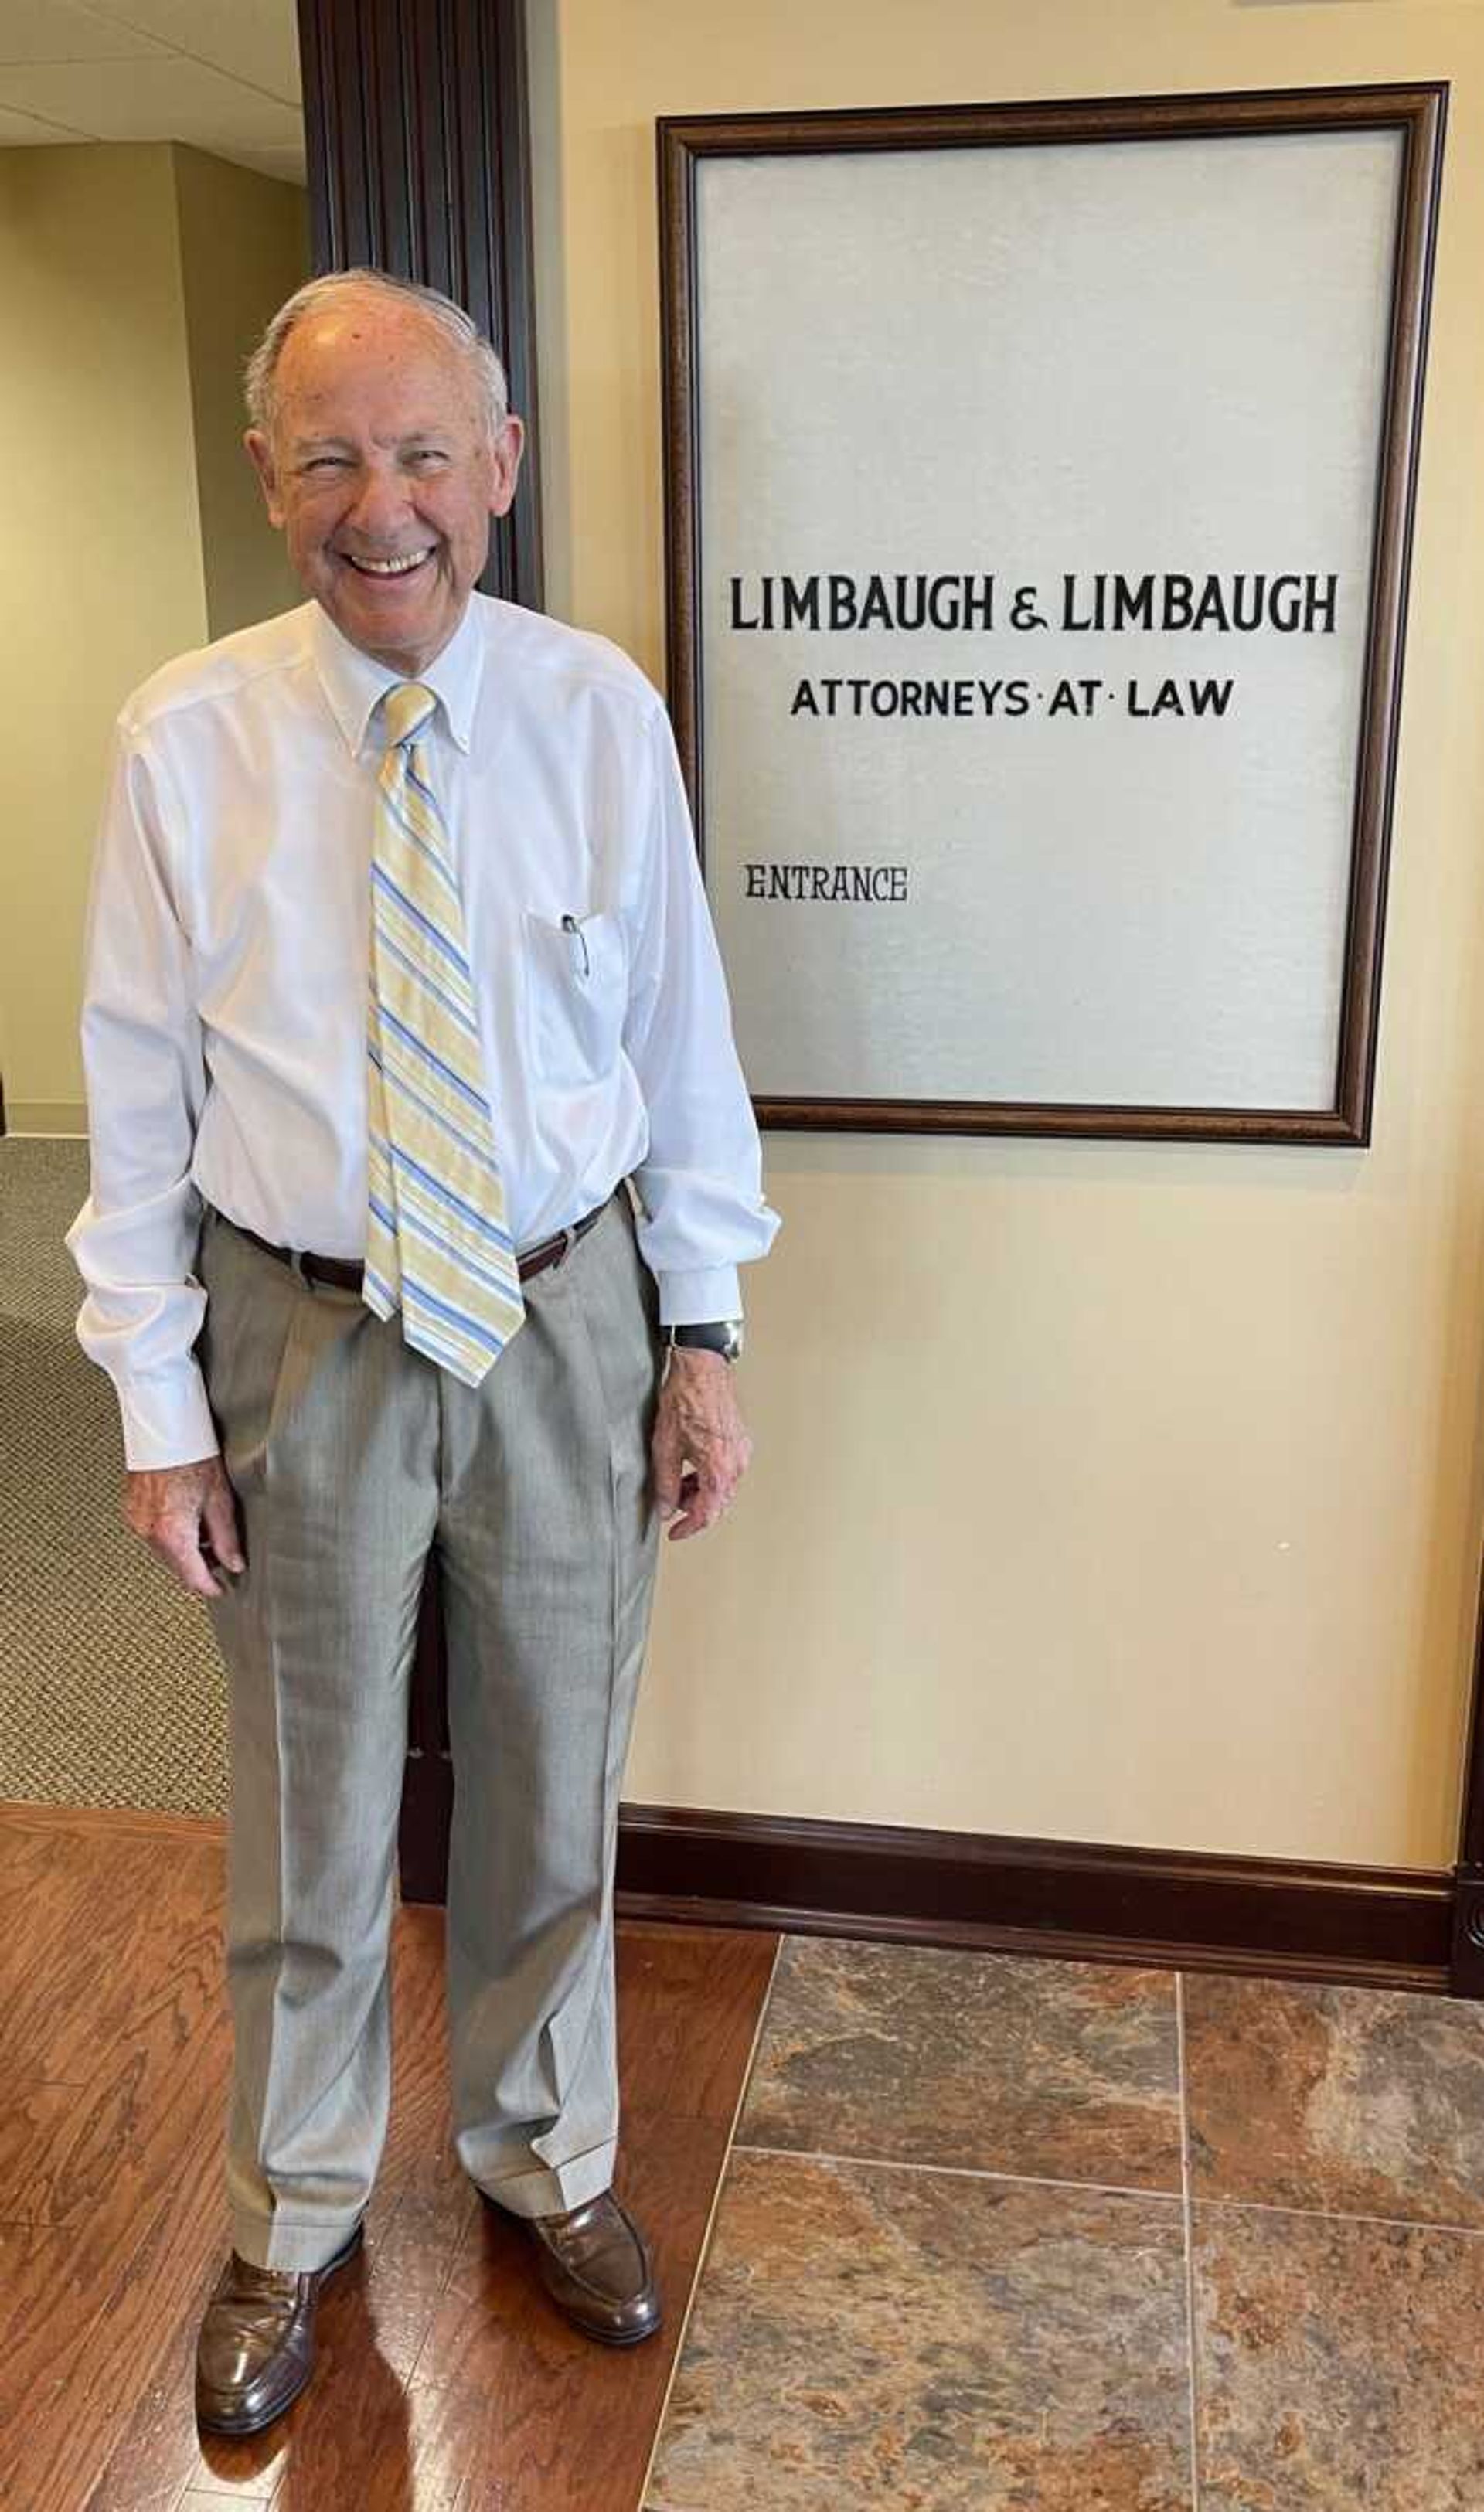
[194,2220,363,2435]
[523,2191,662,2346]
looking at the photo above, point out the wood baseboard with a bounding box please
[614,1804,1454,1993]
[2,1101,87,1135]
[15,1796,1448,1996]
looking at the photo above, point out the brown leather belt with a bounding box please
[229,1197,610,1294]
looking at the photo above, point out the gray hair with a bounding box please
[243,267,510,438]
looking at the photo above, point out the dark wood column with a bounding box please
[297,0,543,614]
[298,0,543,1901]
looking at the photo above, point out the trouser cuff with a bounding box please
[475,2137,617,2221]
[231,2209,364,2273]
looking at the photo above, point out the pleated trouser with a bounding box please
[196,1189,661,2272]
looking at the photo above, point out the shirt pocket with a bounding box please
[522,907,628,1088]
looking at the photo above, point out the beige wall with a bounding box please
[529,0,1484,1867]
[0,144,307,1125]
[0,145,208,1128]
[174,145,308,642]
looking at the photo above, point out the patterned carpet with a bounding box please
[0,1137,227,1815]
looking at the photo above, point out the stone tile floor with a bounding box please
[644,1939,1484,2510]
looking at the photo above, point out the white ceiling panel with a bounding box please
[0,51,301,151]
[0,94,86,138]
[0,0,167,63]
[0,0,304,177]
[228,139,307,186]
[76,0,300,100]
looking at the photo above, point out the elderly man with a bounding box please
[67,267,778,2436]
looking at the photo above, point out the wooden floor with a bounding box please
[0,1803,778,2511]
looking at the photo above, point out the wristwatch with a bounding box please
[665,1319,744,1364]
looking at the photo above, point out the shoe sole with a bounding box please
[194,2220,364,2438]
[580,2309,664,2348]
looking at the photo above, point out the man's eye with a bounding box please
[407,449,448,468]
[303,456,350,475]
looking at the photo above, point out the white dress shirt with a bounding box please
[67,594,779,1470]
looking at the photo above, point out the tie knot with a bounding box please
[382,681,438,749]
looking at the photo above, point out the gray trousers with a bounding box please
[196,1190,661,2272]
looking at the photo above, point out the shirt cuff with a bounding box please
[655,1265,743,1327]
[117,1367,221,1472]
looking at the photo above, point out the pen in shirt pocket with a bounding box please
[560,913,592,979]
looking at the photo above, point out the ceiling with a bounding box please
[0,0,303,185]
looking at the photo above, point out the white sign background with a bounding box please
[694,131,1404,1109]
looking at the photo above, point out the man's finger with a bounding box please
[667,1459,740,1541]
[662,1469,702,1540]
[650,1421,686,1520]
[149,1520,225,1601]
[202,1473,247,1577]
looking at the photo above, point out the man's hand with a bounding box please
[124,1456,245,1600]
[651,1349,753,1542]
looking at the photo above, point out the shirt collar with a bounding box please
[308,594,485,757]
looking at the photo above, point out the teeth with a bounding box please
[351,549,432,576]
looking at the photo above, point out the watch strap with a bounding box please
[666,1319,744,1363]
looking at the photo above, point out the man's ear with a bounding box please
[245,430,285,529]
[488,414,525,520]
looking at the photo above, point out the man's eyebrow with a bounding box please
[287,428,456,458]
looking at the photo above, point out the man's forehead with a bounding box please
[277,303,475,409]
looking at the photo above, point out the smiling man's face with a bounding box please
[247,292,522,676]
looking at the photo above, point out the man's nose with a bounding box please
[344,465,414,543]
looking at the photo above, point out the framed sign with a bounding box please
[659,86,1445,1141]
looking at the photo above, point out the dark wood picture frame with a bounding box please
[659,84,1447,1145]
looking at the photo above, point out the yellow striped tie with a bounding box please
[362,680,524,1381]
